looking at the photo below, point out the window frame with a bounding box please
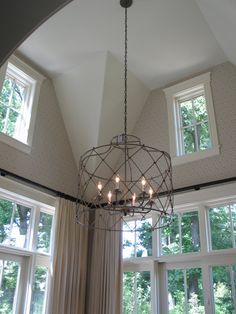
[164,72,219,165]
[0,55,45,154]
[0,176,56,314]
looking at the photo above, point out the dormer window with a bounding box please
[0,55,44,153]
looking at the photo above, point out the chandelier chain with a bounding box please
[124,7,128,138]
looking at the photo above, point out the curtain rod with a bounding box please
[0,167,236,203]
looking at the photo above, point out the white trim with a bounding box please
[163,72,220,165]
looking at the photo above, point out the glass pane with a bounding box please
[193,95,208,123]
[0,259,20,314]
[0,105,7,132]
[179,100,194,127]
[168,268,204,314]
[182,211,200,253]
[6,109,20,137]
[183,127,196,154]
[30,266,48,314]
[161,215,180,255]
[168,269,185,313]
[231,204,236,245]
[37,212,53,254]
[186,268,204,313]
[209,206,233,250]
[123,218,152,258]
[123,271,151,314]
[0,78,12,108]
[123,221,136,258]
[136,218,152,257]
[212,265,236,314]
[0,198,31,248]
[197,122,211,151]
[11,79,26,111]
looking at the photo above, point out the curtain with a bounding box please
[51,198,88,314]
[86,214,122,314]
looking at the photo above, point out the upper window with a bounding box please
[0,55,44,153]
[164,73,219,165]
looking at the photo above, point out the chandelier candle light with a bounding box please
[76,0,174,232]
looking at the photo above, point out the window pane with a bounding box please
[0,105,7,132]
[7,109,20,137]
[123,271,151,314]
[30,266,48,314]
[37,212,53,254]
[197,122,211,151]
[0,259,20,314]
[212,265,236,314]
[123,218,152,258]
[231,205,236,244]
[0,198,31,249]
[179,100,194,127]
[182,211,200,253]
[183,127,196,154]
[161,215,180,255]
[209,206,233,250]
[193,95,208,123]
[168,268,204,314]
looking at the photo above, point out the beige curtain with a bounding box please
[87,214,122,314]
[51,198,88,314]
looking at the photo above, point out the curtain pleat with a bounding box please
[87,214,122,314]
[51,198,88,314]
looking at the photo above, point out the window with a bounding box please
[208,203,236,250]
[0,55,44,153]
[122,184,236,314]
[0,179,55,314]
[161,211,200,255]
[164,73,219,165]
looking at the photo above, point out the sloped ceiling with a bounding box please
[16,0,236,167]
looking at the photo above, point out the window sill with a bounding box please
[172,146,220,166]
[0,132,31,154]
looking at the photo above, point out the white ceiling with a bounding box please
[17,0,236,166]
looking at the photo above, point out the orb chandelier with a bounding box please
[76,0,174,232]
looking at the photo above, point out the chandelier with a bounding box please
[76,0,174,232]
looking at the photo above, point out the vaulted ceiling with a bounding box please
[17,0,236,167]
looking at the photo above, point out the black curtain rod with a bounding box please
[0,167,236,203]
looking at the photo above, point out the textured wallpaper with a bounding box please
[0,78,78,196]
[133,62,236,189]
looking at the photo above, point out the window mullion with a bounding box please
[179,214,182,253]
[184,269,188,314]
[229,266,236,312]
[229,205,235,248]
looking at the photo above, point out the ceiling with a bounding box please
[17,0,236,167]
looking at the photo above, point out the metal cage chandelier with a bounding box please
[76,0,174,232]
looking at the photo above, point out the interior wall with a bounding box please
[0,77,78,197]
[133,62,236,189]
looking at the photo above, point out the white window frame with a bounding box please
[0,55,45,154]
[122,182,236,314]
[164,73,219,165]
[0,176,56,314]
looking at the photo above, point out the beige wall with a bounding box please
[133,62,236,189]
[0,78,78,196]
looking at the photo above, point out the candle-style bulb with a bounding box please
[115,175,120,189]
[98,182,102,191]
[108,191,112,203]
[149,188,153,199]
[141,178,146,191]
[132,193,136,206]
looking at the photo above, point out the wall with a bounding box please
[133,62,236,189]
[0,77,78,197]
[0,0,72,67]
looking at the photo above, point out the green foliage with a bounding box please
[37,212,53,253]
[30,266,48,314]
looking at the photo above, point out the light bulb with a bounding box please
[108,191,112,203]
[141,178,146,191]
[132,193,136,206]
[115,175,120,189]
[149,188,153,199]
[97,182,102,191]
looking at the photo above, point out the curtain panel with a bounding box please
[86,214,122,314]
[51,198,88,314]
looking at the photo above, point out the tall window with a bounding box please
[122,184,236,314]
[0,55,44,153]
[164,72,219,165]
[0,182,55,314]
